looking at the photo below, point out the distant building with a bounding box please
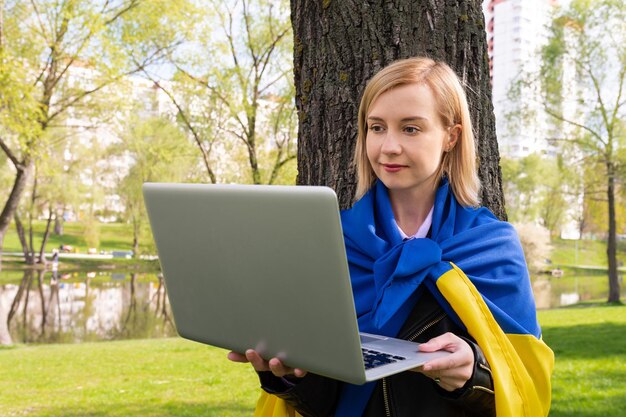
[56,66,177,221]
[483,0,557,158]
[483,0,587,239]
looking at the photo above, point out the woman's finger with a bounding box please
[227,351,249,363]
[413,332,475,391]
[268,357,292,377]
[245,349,271,372]
[420,333,473,371]
[418,332,460,353]
[229,349,308,378]
[422,350,471,373]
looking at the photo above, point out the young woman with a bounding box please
[229,57,553,417]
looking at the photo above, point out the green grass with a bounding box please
[1,305,624,416]
[2,220,151,254]
[550,238,626,268]
[538,304,626,417]
[0,256,160,272]
[5,222,625,272]
[0,339,260,417]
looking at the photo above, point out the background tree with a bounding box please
[114,116,198,256]
[290,0,505,217]
[147,0,297,185]
[10,125,93,263]
[514,222,552,277]
[500,154,569,236]
[579,158,626,240]
[0,0,193,266]
[538,0,625,303]
[500,155,542,222]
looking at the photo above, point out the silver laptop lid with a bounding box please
[143,183,367,384]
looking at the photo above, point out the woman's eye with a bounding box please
[404,126,419,134]
[369,125,384,132]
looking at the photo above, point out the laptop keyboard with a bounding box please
[362,348,406,370]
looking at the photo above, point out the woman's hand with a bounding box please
[227,350,308,378]
[413,332,475,392]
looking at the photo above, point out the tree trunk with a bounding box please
[27,168,38,262]
[291,0,505,218]
[606,164,620,303]
[54,206,64,235]
[14,214,34,265]
[132,214,140,257]
[247,114,262,185]
[37,270,47,338]
[0,160,33,266]
[7,270,33,331]
[38,209,54,264]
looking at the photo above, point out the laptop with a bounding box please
[143,183,450,385]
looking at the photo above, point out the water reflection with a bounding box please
[532,271,625,309]
[0,270,175,345]
[2,269,623,344]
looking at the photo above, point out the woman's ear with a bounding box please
[446,124,462,152]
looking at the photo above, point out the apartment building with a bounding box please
[483,0,557,158]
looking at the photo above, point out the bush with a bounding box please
[514,222,552,275]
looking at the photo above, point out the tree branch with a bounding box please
[583,63,612,135]
[258,68,290,96]
[609,66,626,133]
[242,0,258,66]
[543,105,605,148]
[174,64,249,135]
[143,71,217,183]
[268,154,295,185]
[0,137,21,168]
[257,26,289,83]
[29,0,51,44]
[104,0,141,26]
[224,127,248,144]
[47,42,178,122]
[218,0,246,90]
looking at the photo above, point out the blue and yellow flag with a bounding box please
[255,179,553,417]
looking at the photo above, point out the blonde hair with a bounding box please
[354,57,480,207]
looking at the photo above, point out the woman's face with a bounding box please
[365,83,454,197]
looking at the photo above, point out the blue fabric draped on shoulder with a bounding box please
[335,179,541,417]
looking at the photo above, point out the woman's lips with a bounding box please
[382,163,406,173]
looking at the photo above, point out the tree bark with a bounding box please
[7,270,33,331]
[291,0,505,218]
[606,162,620,303]
[38,209,54,264]
[14,214,34,265]
[37,270,47,337]
[0,160,33,266]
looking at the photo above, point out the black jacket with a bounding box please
[259,290,495,417]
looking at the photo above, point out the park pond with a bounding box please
[0,269,175,345]
[0,268,624,345]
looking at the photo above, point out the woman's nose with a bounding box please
[380,132,402,154]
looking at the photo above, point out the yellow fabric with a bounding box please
[436,263,554,417]
[254,391,303,417]
[253,262,554,417]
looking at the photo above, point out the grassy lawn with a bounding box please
[538,304,626,417]
[4,222,625,274]
[0,339,260,417]
[550,237,626,268]
[0,304,624,416]
[1,220,151,254]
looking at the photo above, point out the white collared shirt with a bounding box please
[397,206,434,240]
